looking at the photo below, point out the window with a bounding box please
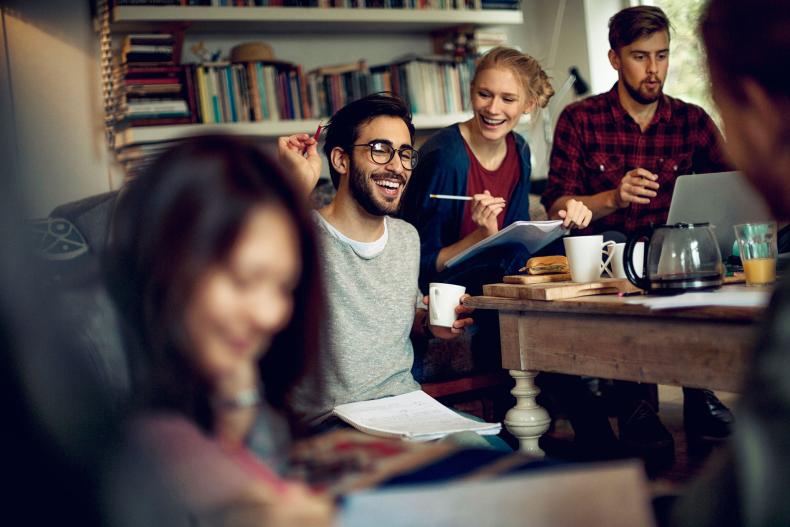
[643,0,721,126]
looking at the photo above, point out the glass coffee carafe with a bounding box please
[623,223,724,293]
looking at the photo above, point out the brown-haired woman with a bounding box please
[106,135,334,526]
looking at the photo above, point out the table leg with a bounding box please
[505,369,551,457]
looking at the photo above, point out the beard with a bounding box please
[348,160,405,217]
[623,76,663,105]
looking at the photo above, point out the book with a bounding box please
[122,100,189,114]
[445,220,567,268]
[119,116,193,127]
[339,461,654,527]
[332,390,501,441]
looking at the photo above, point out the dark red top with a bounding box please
[460,133,521,238]
[542,85,730,236]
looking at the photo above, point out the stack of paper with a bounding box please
[332,390,501,442]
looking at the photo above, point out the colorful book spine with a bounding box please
[255,63,270,120]
[246,62,263,121]
[224,67,237,122]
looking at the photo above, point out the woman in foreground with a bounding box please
[106,135,334,526]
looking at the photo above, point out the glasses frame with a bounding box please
[350,141,419,170]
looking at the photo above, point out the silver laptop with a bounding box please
[667,171,773,258]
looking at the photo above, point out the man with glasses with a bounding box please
[278,94,474,429]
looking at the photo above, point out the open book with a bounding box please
[445,220,567,268]
[332,390,501,442]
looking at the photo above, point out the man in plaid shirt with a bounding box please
[541,6,733,469]
[542,10,730,236]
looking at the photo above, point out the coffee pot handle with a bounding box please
[624,226,652,290]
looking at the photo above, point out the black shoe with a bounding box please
[683,388,734,441]
[574,429,626,461]
[619,400,675,470]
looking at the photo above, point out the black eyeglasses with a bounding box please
[350,141,419,170]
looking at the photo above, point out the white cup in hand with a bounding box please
[563,235,616,283]
[606,242,645,279]
[428,283,466,328]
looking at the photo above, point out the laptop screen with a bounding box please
[667,171,773,258]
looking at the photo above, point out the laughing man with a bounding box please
[277,94,474,429]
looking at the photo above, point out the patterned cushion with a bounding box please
[30,217,89,261]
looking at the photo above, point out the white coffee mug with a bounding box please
[606,242,645,279]
[428,283,466,328]
[563,235,616,283]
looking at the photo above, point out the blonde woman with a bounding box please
[401,47,591,294]
[400,49,612,457]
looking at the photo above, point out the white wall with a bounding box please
[1,4,19,201]
[505,0,592,180]
[2,1,113,217]
[583,0,629,94]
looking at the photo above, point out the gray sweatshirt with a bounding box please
[288,213,423,426]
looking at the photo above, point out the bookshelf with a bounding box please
[103,3,522,173]
[111,6,524,33]
[114,112,472,147]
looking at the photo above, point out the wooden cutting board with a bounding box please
[503,273,572,284]
[484,278,642,301]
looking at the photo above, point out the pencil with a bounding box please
[302,122,322,155]
[430,194,473,201]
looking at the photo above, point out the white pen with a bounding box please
[429,194,473,201]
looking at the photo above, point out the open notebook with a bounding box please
[445,220,566,268]
[332,390,501,442]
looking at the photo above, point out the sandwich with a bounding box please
[519,255,569,275]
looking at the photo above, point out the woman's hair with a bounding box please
[106,135,323,431]
[472,46,555,111]
[700,0,789,104]
[323,92,415,189]
[608,6,671,53]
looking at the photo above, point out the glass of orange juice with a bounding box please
[734,222,777,286]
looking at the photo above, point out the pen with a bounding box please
[430,194,473,201]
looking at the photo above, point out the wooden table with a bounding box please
[464,286,765,456]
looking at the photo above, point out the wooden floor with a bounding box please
[541,385,737,494]
[449,383,737,495]
[648,386,736,494]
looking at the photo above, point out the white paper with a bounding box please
[332,390,500,441]
[445,220,566,268]
[626,290,770,310]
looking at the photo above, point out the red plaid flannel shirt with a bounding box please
[542,85,731,236]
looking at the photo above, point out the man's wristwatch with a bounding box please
[211,388,262,410]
